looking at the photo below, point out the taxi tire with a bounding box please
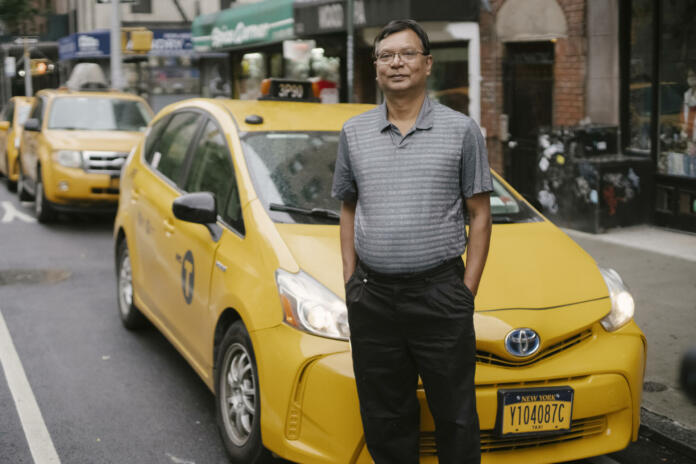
[215,322,273,464]
[35,171,56,223]
[116,240,146,330]
[6,153,17,192]
[17,165,31,201]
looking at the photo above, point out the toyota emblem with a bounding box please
[505,328,541,357]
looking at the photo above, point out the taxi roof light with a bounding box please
[258,78,320,103]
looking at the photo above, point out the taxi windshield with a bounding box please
[16,103,32,126]
[47,97,151,132]
[241,131,539,225]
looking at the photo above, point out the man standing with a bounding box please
[332,19,492,464]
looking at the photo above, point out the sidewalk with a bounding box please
[563,225,696,456]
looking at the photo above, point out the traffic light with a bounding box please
[17,58,55,77]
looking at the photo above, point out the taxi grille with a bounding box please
[83,151,128,175]
[419,416,606,454]
[476,328,593,368]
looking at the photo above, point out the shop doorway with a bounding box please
[503,42,554,202]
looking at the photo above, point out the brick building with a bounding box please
[479,0,614,175]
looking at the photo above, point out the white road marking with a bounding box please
[1,201,37,223]
[165,453,196,464]
[0,309,61,463]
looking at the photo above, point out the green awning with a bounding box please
[192,0,294,52]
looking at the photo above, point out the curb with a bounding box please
[639,407,696,460]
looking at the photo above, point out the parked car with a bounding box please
[18,87,152,222]
[0,96,35,191]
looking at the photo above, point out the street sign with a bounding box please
[4,57,15,77]
[13,37,38,45]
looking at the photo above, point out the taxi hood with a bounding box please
[274,220,609,312]
[44,129,143,153]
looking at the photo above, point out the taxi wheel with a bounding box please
[35,172,56,223]
[116,240,146,330]
[215,322,273,463]
[17,165,31,201]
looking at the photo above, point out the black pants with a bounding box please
[345,257,480,464]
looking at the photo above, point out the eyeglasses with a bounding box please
[375,49,427,64]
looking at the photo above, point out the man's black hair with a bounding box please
[373,19,431,57]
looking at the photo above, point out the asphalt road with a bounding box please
[0,179,692,464]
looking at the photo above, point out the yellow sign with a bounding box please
[121,28,153,54]
[498,387,573,435]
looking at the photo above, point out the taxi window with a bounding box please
[241,131,540,225]
[183,120,244,233]
[47,97,151,131]
[16,104,32,127]
[149,112,201,185]
[241,131,341,225]
[2,100,14,123]
[488,177,540,223]
[143,116,171,164]
[30,98,44,124]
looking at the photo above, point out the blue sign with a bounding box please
[59,31,110,60]
[59,30,197,61]
[149,30,194,56]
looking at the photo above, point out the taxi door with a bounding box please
[166,118,240,370]
[19,97,46,187]
[0,100,12,174]
[131,111,203,325]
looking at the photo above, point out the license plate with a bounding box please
[496,387,573,436]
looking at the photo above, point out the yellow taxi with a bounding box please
[113,80,646,464]
[18,88,152,222]
[0,96,35,191]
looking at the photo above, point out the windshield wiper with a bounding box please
[269,203,340,220]
[492,216,517,224]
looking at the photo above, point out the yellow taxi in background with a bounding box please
[114,80,646,464]
[18,88,152,222]
[0,96,35,191]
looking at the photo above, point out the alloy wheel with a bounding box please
[118,250,133,318]
[220,343,256,447]
[35,179,43,216]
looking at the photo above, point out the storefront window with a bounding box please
[237,52,268,100]
[427,45,469,115]
[234,41,341,103]
[144,56,201,112]
[657,0,696,180]
[627,0,654,155]
[201,58,232,99]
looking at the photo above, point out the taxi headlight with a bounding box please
[275,269,349,341]
[53,150,82,168]
[599,268,635,331]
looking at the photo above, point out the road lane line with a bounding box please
[0,309,61,464]
[1,201,37,223]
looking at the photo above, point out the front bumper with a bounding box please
[6,146,19,181]
[253,321,645,464]
[44,164,120,210]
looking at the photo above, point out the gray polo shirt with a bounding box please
[331,97,493,274]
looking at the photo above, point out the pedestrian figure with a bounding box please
[332,19,493,464]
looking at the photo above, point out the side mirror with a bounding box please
[24,118,40,132]
[0,121,9,131]
[173,192,218,224]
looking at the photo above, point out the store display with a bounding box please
[535,125,652,233]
